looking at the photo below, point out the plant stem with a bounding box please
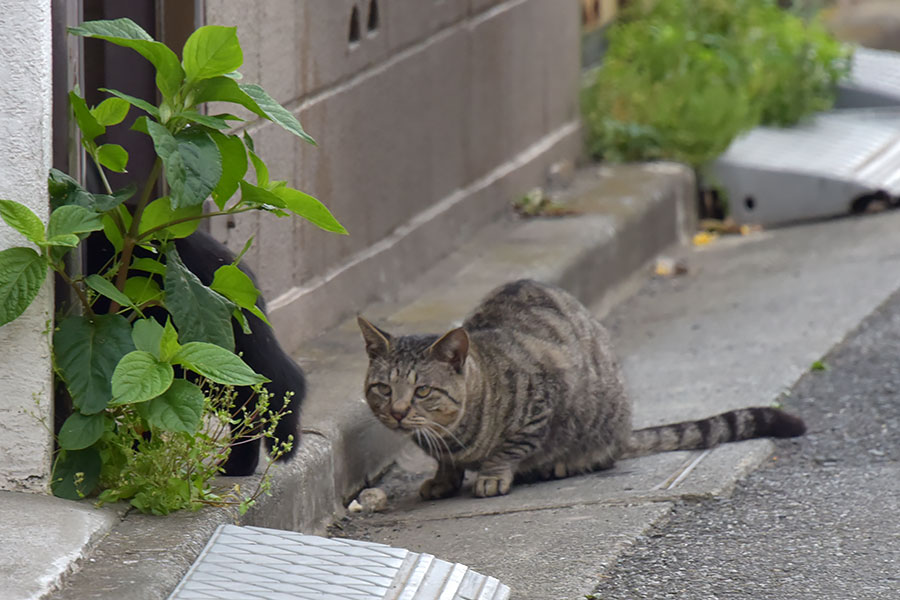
[110,158,162,312]
[94,159,115,196]
[89,151,128,235]
[54,265,95,317]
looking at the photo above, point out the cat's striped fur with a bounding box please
[358,279,805,499]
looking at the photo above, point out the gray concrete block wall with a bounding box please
[205,0,582,351]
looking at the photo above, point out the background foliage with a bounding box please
[582,0,852,166]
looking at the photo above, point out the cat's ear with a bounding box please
[429,327,469,373]
[358,316,392,359]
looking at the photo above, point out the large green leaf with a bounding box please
[101,205,132,253]
[0,247,47,326]
[48,169,133,212]
[48,169,95,210]
[96,143,129,173]
[69,19,185,99]
[146,379,205,433]
[130,257,166,276]
[58,412,107,450]
[138,197,202,240]
[54,315,135,414]
[0,199,45,245]
[238,180,285,209]
[85,274,142,315]
[164,247,235,350]
[175,110,233,130]
[160,318,181,362]
[247,148,269,188]
[271,186,347,234]
[209,132,247,209]
[131,318,165,358]
[47,205,99,264]
[146,122,221,208]
[99,88,160,119]
[48,205,104,238]
[123,276,163,307]
[40,234,80,248]
[173,341,269,386]
[193,77,315,145]
[211,264,270,327]
[182,26,243,82]
[69,90,105,144]
[90,97,130,126]
[110,350,174,405]
[239,83,316,145]
[51,447,101,500]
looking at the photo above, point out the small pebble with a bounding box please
[348,500,363,513]
[358,487,388,512]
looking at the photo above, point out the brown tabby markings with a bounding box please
[358,279,805,499]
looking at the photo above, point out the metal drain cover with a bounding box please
[167,524,510,600]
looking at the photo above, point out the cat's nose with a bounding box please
[390,406,409,422]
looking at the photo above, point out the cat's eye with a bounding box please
[414,385,432,398]
[371,383,391,397]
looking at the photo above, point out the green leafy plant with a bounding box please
[0,19,346,513]
[582,0,852,166]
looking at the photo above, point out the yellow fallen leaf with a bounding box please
[692,231,719,246]
[740,224,763,236]
[655,258,674,276]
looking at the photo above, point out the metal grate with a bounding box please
[167,525,510,600]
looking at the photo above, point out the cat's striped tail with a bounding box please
[623,407,806,459]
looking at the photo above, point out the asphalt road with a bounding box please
[590,288,900,599]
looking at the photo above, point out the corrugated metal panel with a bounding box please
[168,524,510,600]
[709,109,900,226]
[837,47,900,109]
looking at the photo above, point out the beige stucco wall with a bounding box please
[0,0,55,491]
[206,0,582,351]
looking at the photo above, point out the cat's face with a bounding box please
[358,317,469,438]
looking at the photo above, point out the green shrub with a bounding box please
[582,0,852,166]
[0,19,346,514]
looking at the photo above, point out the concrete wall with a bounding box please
[206,0,582,351]
[0,1,55,491]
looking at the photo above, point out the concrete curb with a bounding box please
[42,162,696,600]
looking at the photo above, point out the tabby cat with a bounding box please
[358,279,805,499]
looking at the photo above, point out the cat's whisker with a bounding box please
[421,426,444,459]
[423,424,455,465]
[414,426,435,458]
[428,420,467,452]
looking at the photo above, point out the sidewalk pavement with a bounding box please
[331,207,900,599]
[3,162,695,600]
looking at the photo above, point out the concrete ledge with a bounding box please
[43,162,696,600]
[0,492,122,600]
[265,121,583,350]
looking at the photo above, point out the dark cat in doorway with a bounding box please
[83,229,304,475]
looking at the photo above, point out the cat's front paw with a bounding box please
[419,477,461,500]
[473,470,513,497]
